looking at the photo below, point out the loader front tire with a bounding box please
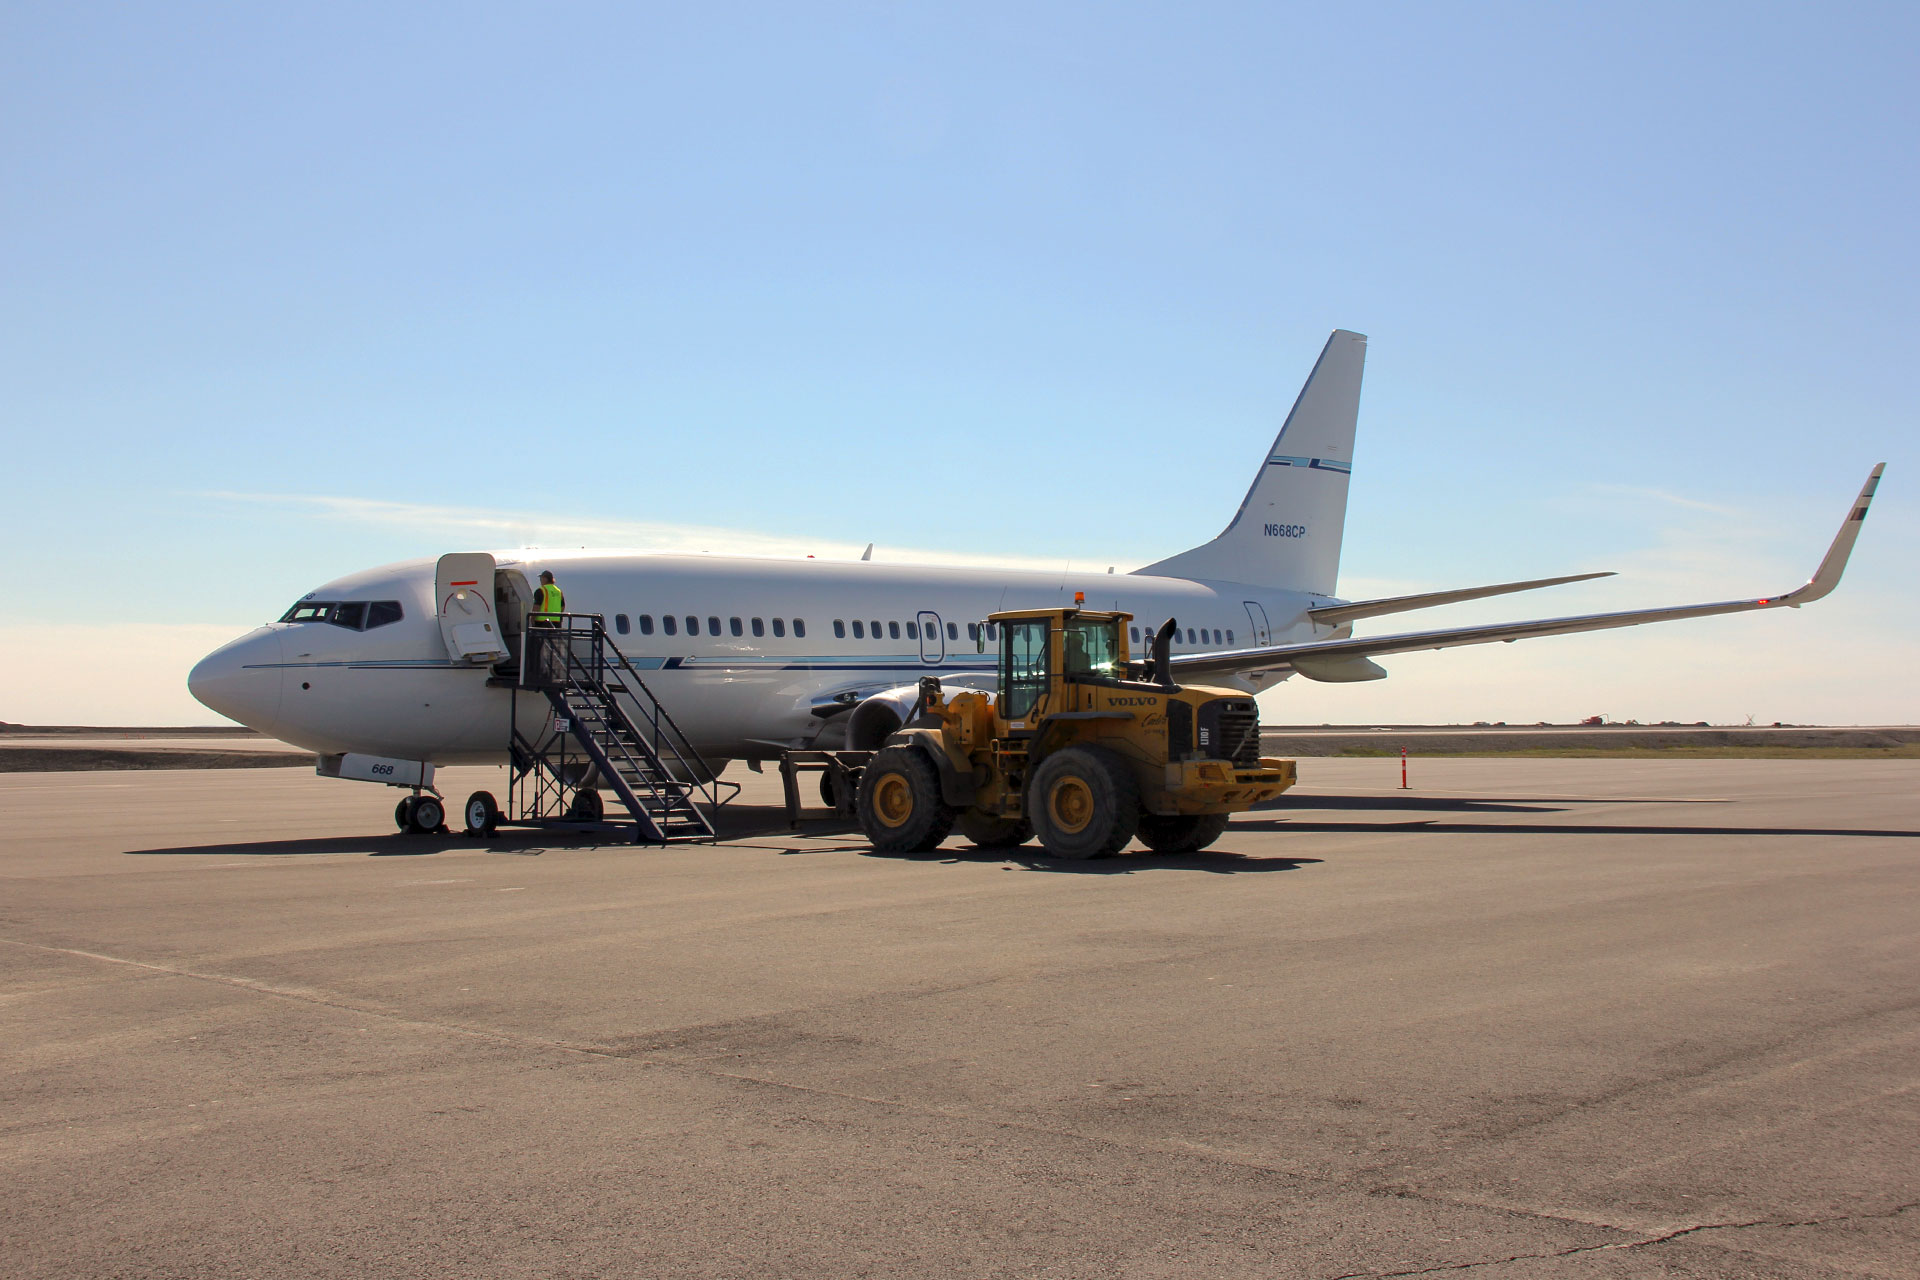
[858,747,954,853]
[1029,746,1139,860]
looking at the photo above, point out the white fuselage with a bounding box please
[188,552,1338,767]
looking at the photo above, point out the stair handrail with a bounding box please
[534,614,722,821]
[577,614,725,812]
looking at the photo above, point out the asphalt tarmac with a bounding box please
[3,759,1916,1279]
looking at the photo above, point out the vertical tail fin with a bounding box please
[1132,329,1365,594]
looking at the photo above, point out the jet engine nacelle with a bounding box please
[844,685,925,751]
[838,673,998,751]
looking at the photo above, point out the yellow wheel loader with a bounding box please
[856,608,1296,859]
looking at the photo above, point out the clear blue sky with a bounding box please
[4,2,1914,724]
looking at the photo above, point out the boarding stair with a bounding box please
[508,615,724,843]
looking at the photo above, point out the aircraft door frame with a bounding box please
[917,611,944,664]
[1243,601,1273,646]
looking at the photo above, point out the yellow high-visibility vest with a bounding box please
[533,583,564,618]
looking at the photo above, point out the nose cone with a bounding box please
[188,628,286,733]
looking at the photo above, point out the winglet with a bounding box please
[1781,464,1884,607]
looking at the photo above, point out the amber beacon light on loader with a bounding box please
[855,605,1297,859]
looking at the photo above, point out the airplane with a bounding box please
[188,329,1884,797]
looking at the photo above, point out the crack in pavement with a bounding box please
[0,936,1330,1183]
[1323,1200,1920,1278]
[14,935,1915,1279]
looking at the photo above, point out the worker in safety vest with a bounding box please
[531,571,565,628]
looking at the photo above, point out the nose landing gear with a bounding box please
[394,793,448,835]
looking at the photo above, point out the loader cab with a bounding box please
[990,608,1133,721]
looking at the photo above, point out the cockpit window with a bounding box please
[279,600,404,630]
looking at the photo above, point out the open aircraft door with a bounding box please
[437,553,511,664]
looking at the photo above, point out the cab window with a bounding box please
[1001,619,1050,720]
[329,602,367,630]
[281,601,333,623]
[1062,616,1120,678]
[365,601,403,629]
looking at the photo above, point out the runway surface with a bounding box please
[3,759,1915,1278]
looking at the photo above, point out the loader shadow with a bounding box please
[860,846,1323,875]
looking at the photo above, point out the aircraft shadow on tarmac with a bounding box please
[125,833,579,858]
[1235,818,1920,839]
[1253,793,1728,812]
[1241,791,1920,838]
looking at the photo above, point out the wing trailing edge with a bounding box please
[1171,465,1885,684]
[1306,571,1615,628]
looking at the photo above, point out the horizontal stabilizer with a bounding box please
[1172,465,1884,682]
[1307,571,1615,628]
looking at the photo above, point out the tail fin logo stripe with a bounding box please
[1268,455,1352,474]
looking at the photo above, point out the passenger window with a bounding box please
[772,618,786,638]
[1187,628,1197,644]
[663,616,678,636]
[985,624,998,642]
[1129,626,1140,644]
[730,617,743,637]
[869,620,881,638]
[638,614,654,635]
[889,621,901,640]
[834,620,846,638]
[705,616,718,636]
[1226,629,1234,644]
[365,601,404,629]
[947,622,958,640]
[852,620,865,639]
[615,613,630,635]
[685,616,699,636]
[966,623,979,642]
[329,602,367,630]
[752,618,765,637]
[793,619,806,638]
[906,621,918,640]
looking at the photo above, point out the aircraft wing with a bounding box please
[1170,465,1884,683]
[1306,570,1616,627]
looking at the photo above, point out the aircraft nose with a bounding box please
[188,628,285,733]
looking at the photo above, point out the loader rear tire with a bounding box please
[956,811,1031,850]
[1029,746,1139,860]
[858,747,954,853]
[1135,812,1231,855]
